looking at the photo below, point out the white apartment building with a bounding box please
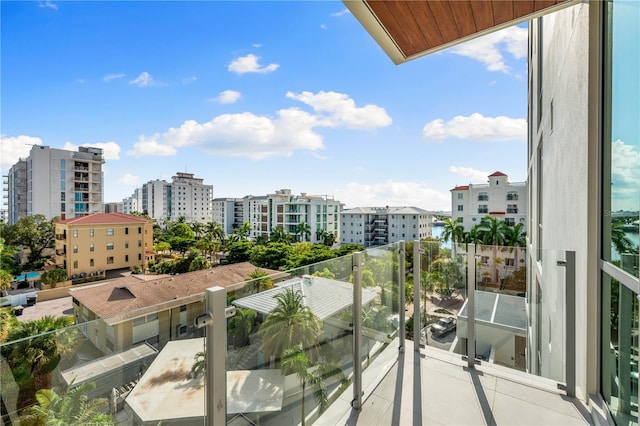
[213,189,341,243]
[450,171,527,231]
[4,145,104,224]
[340,206,433,247]
[122,173,213,224]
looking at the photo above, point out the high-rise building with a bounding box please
[4,145,104,224]
[122,173,212,224]
[340,206,433,247]
[451,171,527,231]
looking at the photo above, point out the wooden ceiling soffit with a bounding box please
[344,0,578,65]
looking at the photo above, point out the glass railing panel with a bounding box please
[1,293,208,425]
[226,251,358,426]
[602,272,639,426]
[413,239,468,355]
[360,243,401,364]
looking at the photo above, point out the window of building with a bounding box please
[90,228,94,237]
[507,191,519,201]
[480,256,489,264]
[73,260,78,269]
[107,228,114,236]
[107,256,114,264]
[90,259,94,267]
[507,204,518,214]
[73,229,78,238]
[125,241,129,248]
[138,227,142,234]
[505,218,516,227]
[138,253,142,261]
[90,244,94,252]
[457,205,463,212]
[138,240,142,247]
[125,227,129,234]
[505,258,515,267]
[478,192,489,201]
[457,193,463,199]
[125,255,129,262]
[73,245,78,253]
[478,205,488,214]
[106,242,114,250]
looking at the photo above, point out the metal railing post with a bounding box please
[413,241,422,349]
[564,251,576,397]
[467,244,476,368]
[352,252,363,410]
[399,241,406,352]
[205,286,227,426]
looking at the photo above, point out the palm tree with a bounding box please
[229,308,257,347]
[233,221,252,241]
[280,344,328,426]
[20,382,113,426]
[190,351,206,379]
[258,288,321,364]
[0,307,18,343]
[478,216,506,246]
[463,224,483,245]
[503,223,527,247]
[612,221,636,256]
[296,222,311,242]
[270,226,291,244]
[190,222,204,240]
[247,268,274,294]
[195,234,221,264]
[442,218,465,257]
[7,316,76,391]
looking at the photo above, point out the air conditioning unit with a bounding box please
[176,324,188,337]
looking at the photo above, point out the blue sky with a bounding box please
[1,1,529,211]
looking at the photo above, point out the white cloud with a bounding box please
[286,91,392,130]
[449,166,490,183]
[182,76,197,85]
[422,113,526,142]
[252,43,262,48]
[127,91,389,160]
[228,54,279,74]
[612,139,640,185]
[127,135,177,158]
[39,1,57,10]
[129,72,156,87]
[0,135,42,171]
[335,181,450,211]
[104,73,126,82]
[117,173,139,186]
[320,24,328,30]
[212,90,242,104]
[450,26,527,73]
[62,141,121,160]
[331,9,350,17]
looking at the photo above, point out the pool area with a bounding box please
[14,271,40,281]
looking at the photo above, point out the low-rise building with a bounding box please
[340,206,434,247]
[69,262,285,354]
[54,213,154,280]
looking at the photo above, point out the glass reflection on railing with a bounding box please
[0,293,208,425]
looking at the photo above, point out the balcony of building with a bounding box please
[0,241,610,426]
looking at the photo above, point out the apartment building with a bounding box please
[122,172,213,224]
[213,189,342,244]
[340,206,433,247]
[4,145,104,224]
[69,262,284,353]
[451,171,527,231]
[103,202,123,213]
[54,212,154,279]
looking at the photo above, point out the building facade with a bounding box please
[54,212,154,279]
[4,145,105,224]
[450,171,527,232]
[340,206,433,247]
[213,189,342,244]
[122,172,212,224]
[527,1,639,422]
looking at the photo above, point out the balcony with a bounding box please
[0,241,594,426]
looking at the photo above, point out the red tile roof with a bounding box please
[488,171,507,177]
[56,212,152,225]
[451,185,470,191]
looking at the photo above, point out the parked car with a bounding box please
[430,317,456,337]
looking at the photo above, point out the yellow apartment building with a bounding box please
[55,212,154,280]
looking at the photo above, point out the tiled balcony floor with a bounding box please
[317,341,593,426]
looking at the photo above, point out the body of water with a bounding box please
[14,271,40,281]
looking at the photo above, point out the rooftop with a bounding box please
[69,262,285,324]
[56,212,152,226]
